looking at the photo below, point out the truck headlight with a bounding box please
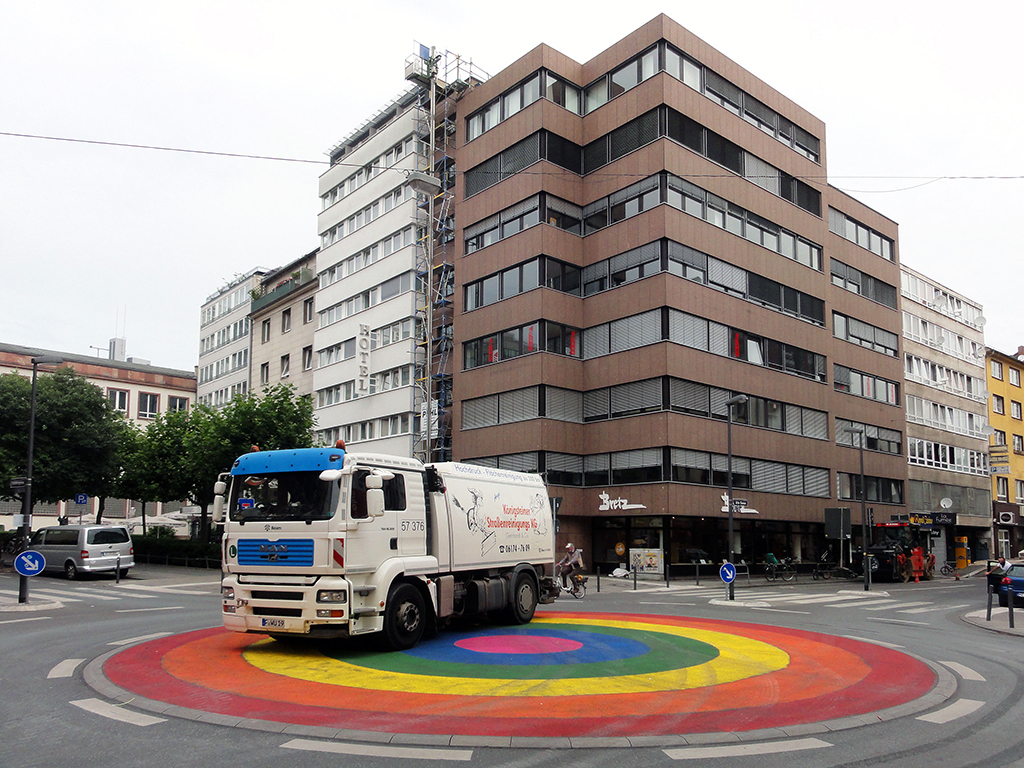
[222,585,235,599]
[317,589,348,603]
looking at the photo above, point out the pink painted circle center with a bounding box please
[454,635,584,654]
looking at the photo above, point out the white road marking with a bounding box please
[0,615,54,625]
[862,601,932,611]
[900,603,972,614]
[664,737,832,759]
[825,599,898,608]
[107,632,171,646]
[917,699,985,724]
[118,584,210,595]
[779,594,881,605]
[938,661,986,681]
[0,588,78,602]
[749,607,812,615]
[48,659,85,678]
[639,601,697,606]
[866,617,930,626]
[842,635,904,648]
[32,588,121,601]
[115,606,184,613]
[70,698,166,726]
[281,738,473,761]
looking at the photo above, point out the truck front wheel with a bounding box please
[503,572,537,624]
[383,583,426,650]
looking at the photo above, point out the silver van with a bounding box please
[29,524,134,580]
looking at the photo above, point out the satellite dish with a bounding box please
[976,315,987,327]
[982,425,996,436]
[933,336,946,346]
[940,497,953,509]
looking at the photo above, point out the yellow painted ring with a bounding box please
[243,616,790,697]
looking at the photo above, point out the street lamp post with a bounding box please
[843,426,871,592]
[19,354,62,603]
[725,394,748,601]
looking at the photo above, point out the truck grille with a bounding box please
[251,590,303,601]
[237,539,315,567]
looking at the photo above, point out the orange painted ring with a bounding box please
[103,611,935,737]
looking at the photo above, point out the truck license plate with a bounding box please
[261,618,285,628]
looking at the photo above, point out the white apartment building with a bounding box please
[312,89,428,455]
[900,264,992,561]
[198,268,267,408]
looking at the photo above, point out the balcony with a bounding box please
[250,269,315,314]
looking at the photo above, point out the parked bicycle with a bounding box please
[811,549,834,580]
[2,532,29,557]
[764,556,796,582]
[940,560,958,576]
[555,566,587,599]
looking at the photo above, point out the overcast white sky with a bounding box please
[3,1,1022,372]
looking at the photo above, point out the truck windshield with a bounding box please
[229,472,333,522]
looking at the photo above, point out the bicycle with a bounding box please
[811,549,833,580]
[2,533,29,557]
[555,566,587,599]
[940,560,958,576]
[764,558,796,582]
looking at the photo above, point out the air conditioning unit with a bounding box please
[997,511,1015,525]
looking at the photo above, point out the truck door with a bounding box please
[342,469,398,572]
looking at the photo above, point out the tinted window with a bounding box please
[89,528,130,545]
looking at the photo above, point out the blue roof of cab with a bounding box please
[230,448,346,476]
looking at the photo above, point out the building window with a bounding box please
[1011,368,1021,387]
[260,362,270,385]
[138,393,159,419]
[281,309,291,333]
[993,394,1005,414]
[994,429,1006,446]
[168,396,189,412]
[1016,479,1024,504]
[107,389,129,413]
[991,360,1004,380]
[304,298,315,324]
[997,476,1009,501]
[280,354,290,378]
[261,318,271,343]
[1012,401,1022,420]
[302,346,313,371]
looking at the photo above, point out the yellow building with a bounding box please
[985,346,1024,559]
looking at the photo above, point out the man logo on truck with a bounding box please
[453,487,496,556]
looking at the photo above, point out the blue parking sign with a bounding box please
[74,493,88,505]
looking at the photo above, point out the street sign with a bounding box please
[74,493,88,505]
[14,550,46,578]
[9,476,28,491]
[720,562,737,584]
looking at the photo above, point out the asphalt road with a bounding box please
[2,565,1022,768]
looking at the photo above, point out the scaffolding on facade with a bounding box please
[406,46,487,463]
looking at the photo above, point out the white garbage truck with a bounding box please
[215,444,559,649]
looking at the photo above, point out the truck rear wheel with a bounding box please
[383,583,425,650]
[503,572,537,624]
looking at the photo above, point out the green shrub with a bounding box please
[133,532,221,568]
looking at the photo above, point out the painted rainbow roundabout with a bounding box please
[103,611,935,737]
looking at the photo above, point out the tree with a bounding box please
[0,368,124,508]
[184,385,311,540]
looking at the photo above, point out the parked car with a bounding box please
[997,563,1024,608]
[29,524,134,580]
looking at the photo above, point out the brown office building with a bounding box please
[449,15,908,573]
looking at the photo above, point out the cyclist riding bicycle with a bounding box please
[557,542,584,588]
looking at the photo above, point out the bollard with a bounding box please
[596,567,600,593]
[1009,592,1016,630]
[115,553,121,584]
[665,563,670,589]
[633,566,638,591]
[986,584,993,622]
[695,563,700,587]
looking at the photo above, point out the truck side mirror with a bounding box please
[212,477,228,523]
[366,488,385,518]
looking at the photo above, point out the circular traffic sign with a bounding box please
[719,562,736,584]
[14,550,46,577]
